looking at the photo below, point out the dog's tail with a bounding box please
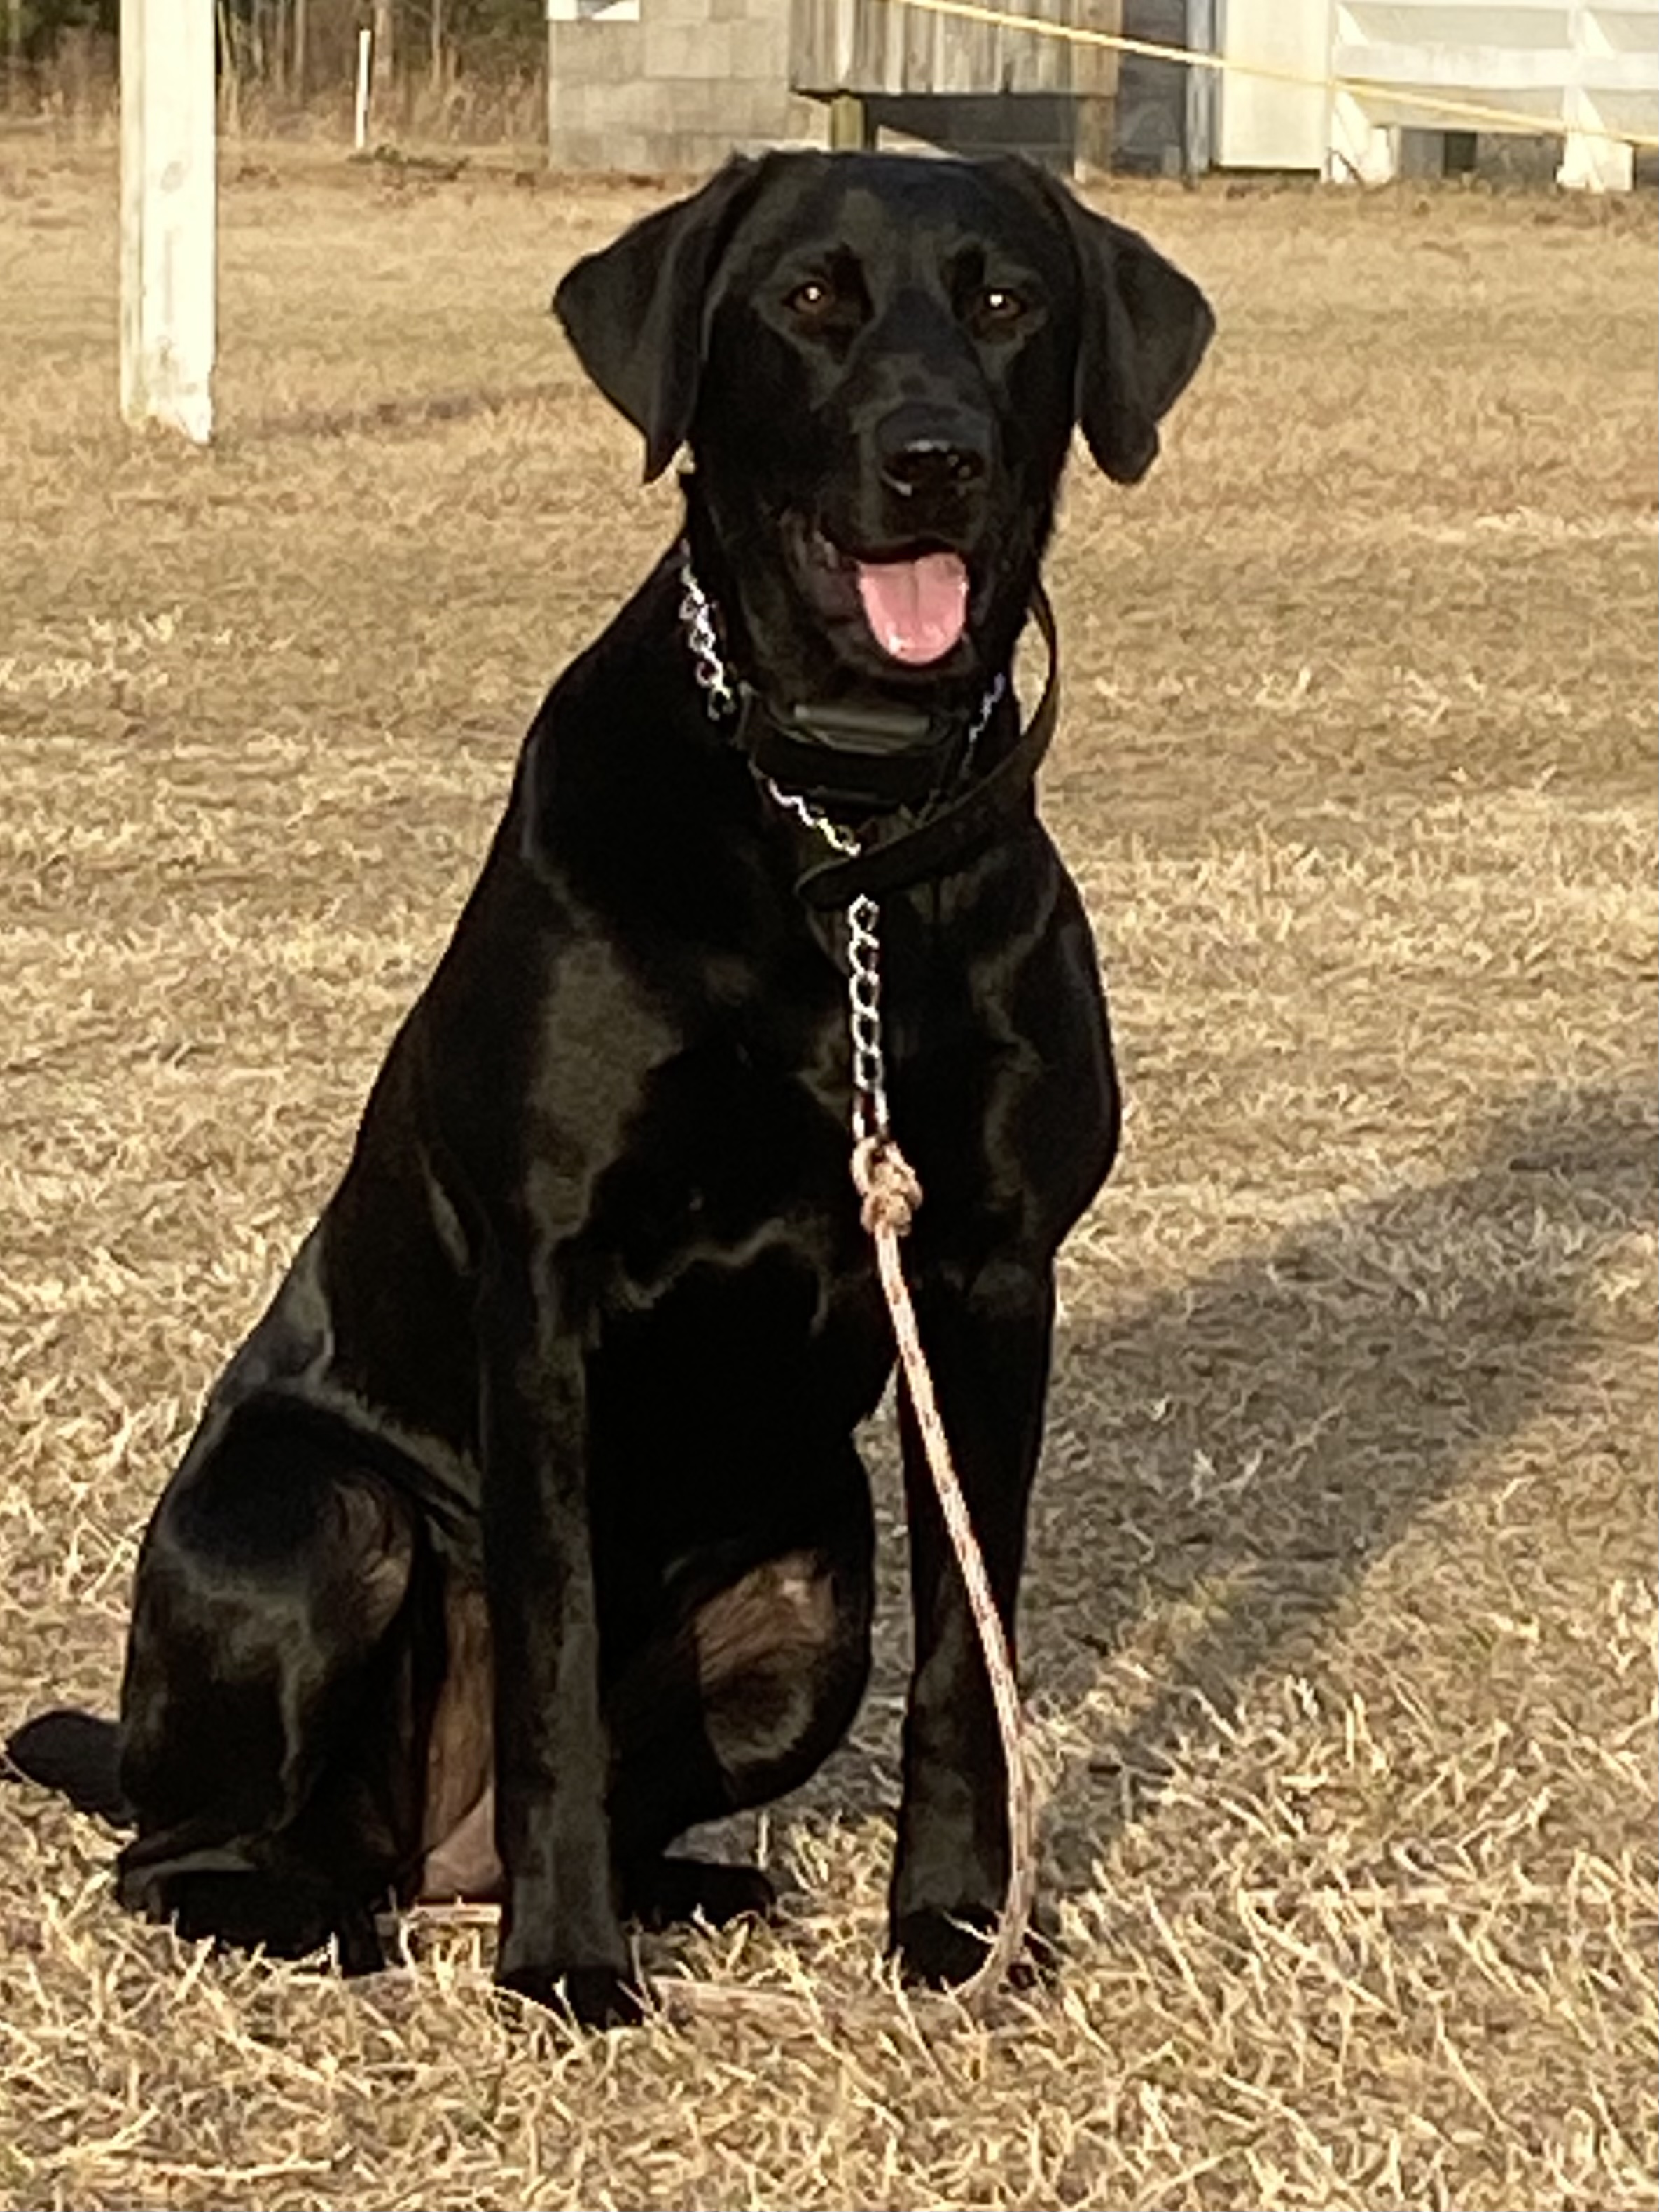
[5,1708,134,1826]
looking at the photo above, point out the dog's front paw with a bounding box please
[892,1904,997,1989]
[497,1959,648,2030]
[891,1903,1057,1991]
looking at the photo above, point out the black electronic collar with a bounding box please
[676,550,1061,908]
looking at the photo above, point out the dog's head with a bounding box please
[555,152,1212,710]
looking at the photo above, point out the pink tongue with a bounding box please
[855,552,969,665]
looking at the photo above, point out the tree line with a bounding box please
[4,0,548,100]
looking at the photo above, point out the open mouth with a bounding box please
[852,549,970,666]
[791,522,973,669]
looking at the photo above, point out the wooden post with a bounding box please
[292,0,307,100]
[120,0,216,444]
[1072,98,1115,179]
[828,91,868,149]
[1069,0,1123,184]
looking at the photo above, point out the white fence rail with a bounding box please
[1325,0,1659,190]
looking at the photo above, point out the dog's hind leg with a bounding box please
[113,1405,426,1970]
[605,1485,875,1925]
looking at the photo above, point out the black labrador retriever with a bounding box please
[8,151,1211,2026]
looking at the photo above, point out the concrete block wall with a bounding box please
[547,0,826,173]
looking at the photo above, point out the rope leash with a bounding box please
[851,1135,1036,2012]
[681,551,1039,2010]
[833,823,1038,2014]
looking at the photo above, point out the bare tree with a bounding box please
[372,0,394,93]
[6,0,22,113]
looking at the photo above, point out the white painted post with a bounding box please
[120,0,216,444]
[1215,0,1328,172]
[1559,89,1637,189]
[1559,1,1637,190]
[1328,85,1399,183]
[354,25,372,152]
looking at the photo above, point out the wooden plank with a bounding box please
[828,88,872,141]
[851,0,886,91]
[788,0,1121,99]
[901,0,933,92]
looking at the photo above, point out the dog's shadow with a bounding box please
[766,1078,1654,1883]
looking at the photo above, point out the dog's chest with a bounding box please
[576,1017,866,1310]
[561,1014,898,1445]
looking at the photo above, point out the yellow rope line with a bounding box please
[859,0,1659,154]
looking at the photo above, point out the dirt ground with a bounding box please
[0,147,1654,2211]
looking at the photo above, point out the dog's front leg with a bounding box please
[480,1271,639,2029]
[888,1255,1055,1988]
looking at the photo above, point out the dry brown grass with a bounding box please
[1,147,1655,2211]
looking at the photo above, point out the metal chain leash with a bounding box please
[679,557,738,720]
[762,777,889,1146]
[676,555,1036,2011]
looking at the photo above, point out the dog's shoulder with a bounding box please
[381,550,782,1140]
[474,555,772,954]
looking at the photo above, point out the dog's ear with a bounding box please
[1041,179,1214,485]
[553,157,763,482]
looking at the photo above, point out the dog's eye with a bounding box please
[977,287,1026,327]
[787,279,833,319]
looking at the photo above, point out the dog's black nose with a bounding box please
[880,438,988,499]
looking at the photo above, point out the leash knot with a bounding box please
[852,1136,923,1237]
